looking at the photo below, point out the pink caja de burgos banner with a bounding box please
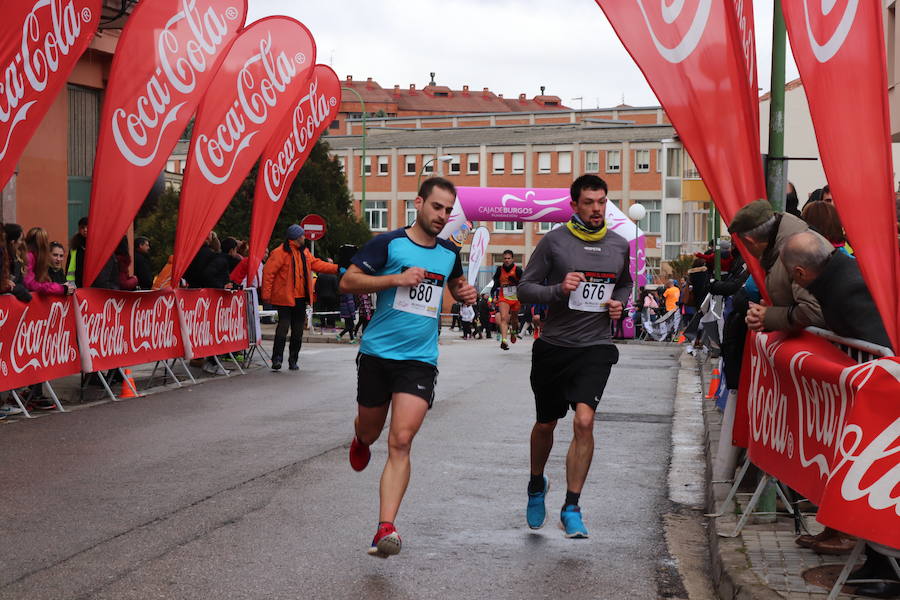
[73,289,184,372]
[174,288,248,360]
[0,294,80,392]
[438,187,648,289]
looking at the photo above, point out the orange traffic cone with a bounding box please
[120,369,139,398]
[705,368,720,399]
[677,333,687,343]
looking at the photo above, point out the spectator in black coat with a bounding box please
[314,258,339,328]
[184,232,232,289]
[781,231,892,350]
[134,237,153,289]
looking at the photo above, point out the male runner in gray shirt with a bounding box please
[518,174,632,538]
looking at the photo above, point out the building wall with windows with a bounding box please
[328,121,711,280]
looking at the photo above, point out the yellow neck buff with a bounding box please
[566,215,608,242]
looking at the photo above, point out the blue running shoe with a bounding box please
[560,504,588,538]
[526,476,549,529]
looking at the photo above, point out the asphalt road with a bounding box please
[0,335,704,600]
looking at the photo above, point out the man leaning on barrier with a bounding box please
[727,199,826,333]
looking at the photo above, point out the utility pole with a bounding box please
[766,0,787,212]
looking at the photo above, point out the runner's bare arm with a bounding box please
[448,275,478,305]
[339,264,424,295]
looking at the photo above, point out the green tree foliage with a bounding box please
[136,139,370,274]
[665,254,696,281]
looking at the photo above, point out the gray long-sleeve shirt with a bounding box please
[519,225,633,347]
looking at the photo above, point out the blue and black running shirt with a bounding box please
[352,228,463,365]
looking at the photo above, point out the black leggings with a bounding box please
[274,300,307,359]
[354,316,370,335]
[339,316,356,339]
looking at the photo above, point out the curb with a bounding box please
[692,355,783,600]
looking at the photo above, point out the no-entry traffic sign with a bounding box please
[300,214,327,241]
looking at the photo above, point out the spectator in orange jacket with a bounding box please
[261,224,339,371]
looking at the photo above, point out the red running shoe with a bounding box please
[367,522,402,558]
[349,436,371,472]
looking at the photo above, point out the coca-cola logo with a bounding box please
[214,293,246,344]
[129,294,179,351]
[194,32,301,185]
[833,416,900,514]
[748,333,791,455]
[802,0,859,63]
[80,297,127,358]
[262,77,336,202]
[110,0,236,167]
[10,300,78,373]
[0,0,94,160]
[179,295,212,347]
[636,0,712,64]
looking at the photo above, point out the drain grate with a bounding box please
[595,412,672,424]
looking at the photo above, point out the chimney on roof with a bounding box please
[393,85,400,96]
[462,85,469,96]
[540,86,545,95]
[429,72,436,86]
[346,75,353,82]
[518,93,527,102]
[409,83,417,95]
[482,87,490,98]
[366,77,374,89]
[498,94,503,99]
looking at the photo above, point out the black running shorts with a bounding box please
[356,353,438,408]
[530,338,618,423]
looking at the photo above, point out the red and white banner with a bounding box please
[172,16,316,286]
[594,0,769,297]
[737,331,900,548]
[0,0,101,188]
[74,289,184,372]
[83,0,246,288]
[782,1,900,352]
[0,294,80,391]
[247,64,340,286]
[175,288,248,359]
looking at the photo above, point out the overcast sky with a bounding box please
[247,0,799,109]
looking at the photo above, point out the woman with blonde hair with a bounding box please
[24,227,74,296]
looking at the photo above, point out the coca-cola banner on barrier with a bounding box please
[594,0,769,298]
[83,0,247,288]
[0,0,101,188]
[175,288,248,359]
[782,2,900,352]
[247,64,340,285]
[172,17,317,286]
[0,295,80,391]
[738,331,900,548]
[74,289,184,372]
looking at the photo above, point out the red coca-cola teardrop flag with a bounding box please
[172,16,316,286]
[0,0,101,189]
[83,0,247,288]
[246,64,340,286]
[594,0,770,297]
[782,1,900,352]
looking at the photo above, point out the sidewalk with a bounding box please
[695,353,874,600]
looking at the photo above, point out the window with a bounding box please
[637,200,661,233]
[491,253,523,264]
[378,156,389,175]
[449,155,461,174]
[584,150,599,172]
[467,154,479,174]
[363,156,372,175]
[606,150,621,173]
[538,222,556,233]
[558,151,572,174]
[166,160,176,172]
[656,149,662,172]
[423,154,434,174]
[645,257,661,279]
[634,150,650,172]
[664,213,682,260]
[494,221,523,232]
[366,200,388,231]
[492,153,505,174]
[511,152,525,174]
[405,199,417,227]
[538,152,551,174]
[666,148,682,178]
[330,119,340,130]
[405,155,416,175]
[683,153,700,179]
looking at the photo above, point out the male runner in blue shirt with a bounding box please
[339,177,477,558]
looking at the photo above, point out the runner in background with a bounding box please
[518,174,632,539]
[339,177,477,559]
[491,250,523,350]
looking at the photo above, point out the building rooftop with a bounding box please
[325,123,676,150]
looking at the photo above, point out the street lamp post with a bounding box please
[416,155,454,191]
[627,203,646,306]
[341,86,367,218]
